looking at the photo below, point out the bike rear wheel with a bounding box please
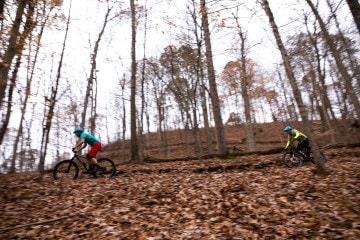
[53,160,79,180]
[94,158,116,178]
[282,151,305,168]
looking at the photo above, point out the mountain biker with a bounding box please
[283,126,311,158]
[73,127,102,173]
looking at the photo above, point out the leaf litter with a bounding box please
[0,147,359,239]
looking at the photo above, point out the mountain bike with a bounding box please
[53,150,116,180]
[282,147,305,168]
[282,146,326,168]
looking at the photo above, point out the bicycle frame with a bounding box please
[71,153,91,172]
[289,146,308,159]
[289,148,299,161]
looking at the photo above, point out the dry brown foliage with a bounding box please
[0,147,359,239]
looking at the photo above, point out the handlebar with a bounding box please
[72,148,78,155]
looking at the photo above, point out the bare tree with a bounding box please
[200,0,227,155]
[305,0,360,120]
[188,0,214,155]
[138,0,149,161]
[261,0,327,175]
[80,1,114,134]
[38,0,72,173]
[159,45,203,157]
[326,0,360,93]
[6,1,36,172]
[145,58,169,158]
[0,0,35,146]
[130,0,140,162]
[287,30,334,131]
[12,0,60,173]
[0,0,26,108]
[233,7,256,151]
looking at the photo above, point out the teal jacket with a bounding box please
[79,131,100,146]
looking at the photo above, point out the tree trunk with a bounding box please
[7,55,22,173]
[200,0,227,155]
[261,0,327,175]
[0,0,26,108]
[2,57,18,169]
[156,99,166,158]
[0,0,4,20]
[200,79,214,154]
[89,77,98,135]
[119,75,127,160]
[130,0,140,162]
[191,101,203,157]
[234,10,256,151]
[190,0,213,155]
[346,0,360,34]
[138,0,149,161]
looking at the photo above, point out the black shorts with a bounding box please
[298,139,310,151]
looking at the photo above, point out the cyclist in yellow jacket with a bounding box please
[284,126,311,157]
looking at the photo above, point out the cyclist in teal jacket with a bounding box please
[73,127,102,172]
[284,126,311,157]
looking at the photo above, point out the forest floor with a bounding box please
[1,122,360,239]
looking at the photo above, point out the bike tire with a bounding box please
[282,151,305,168]
[95,158,116,178]
[53,160,79,180]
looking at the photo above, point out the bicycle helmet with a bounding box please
[284,126,292,132]
[73,127,84,133]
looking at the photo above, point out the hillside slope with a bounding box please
[102,121,360,163]
[0,147,359,239]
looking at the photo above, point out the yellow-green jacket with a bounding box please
[285,129,307,149]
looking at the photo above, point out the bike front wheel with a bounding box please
[53,160,79,180]
[282,151,305,168]
[95,158,116,178]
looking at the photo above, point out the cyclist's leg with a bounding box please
[299,139,311,159]
[297,141,304,152]
[87,142,102,171]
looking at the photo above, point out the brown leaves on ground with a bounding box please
[0,148,359,239]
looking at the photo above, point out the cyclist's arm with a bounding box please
[74,139,87,151]
[285,135,291,149]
